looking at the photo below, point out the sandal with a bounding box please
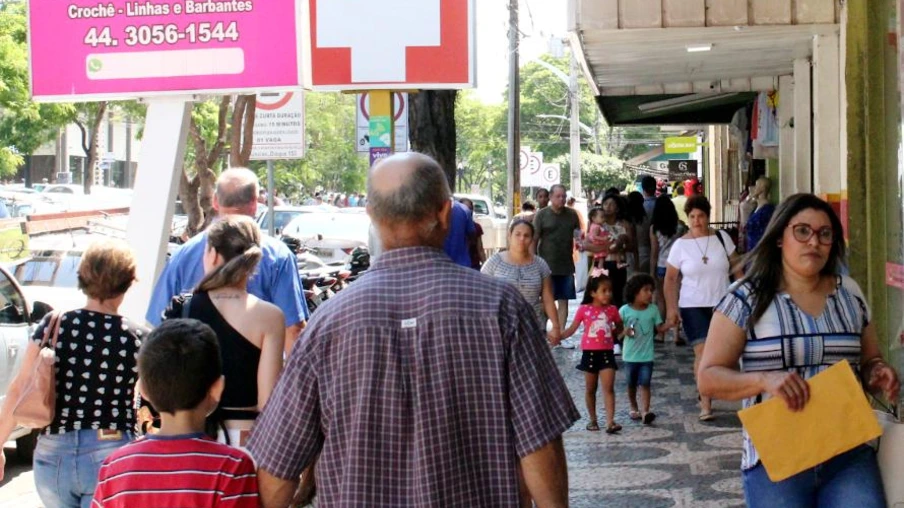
[605,423,622,434]
[586,421,600,432]
[642,412,656,425]
[699,412,715,422]
[629,410,642,421]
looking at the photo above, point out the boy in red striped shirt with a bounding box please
[92,319,259,508]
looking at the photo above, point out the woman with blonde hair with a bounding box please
[0,239,146,507]
[165,215,284,446]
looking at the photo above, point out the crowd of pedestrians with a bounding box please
[0,152,899,507]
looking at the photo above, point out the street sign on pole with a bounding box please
[357,93,409,153]
[250,92,306,161]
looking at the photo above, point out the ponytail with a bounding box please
[194,215,263,293]
[196,246,262,292]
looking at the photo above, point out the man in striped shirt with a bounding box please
[92,320,259,508]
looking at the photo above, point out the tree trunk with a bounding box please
[182,97,231,237]
[76,102,108,195]
[229,95,256,167]
[408,90,458,190]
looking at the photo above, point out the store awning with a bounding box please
[598,92,758,126]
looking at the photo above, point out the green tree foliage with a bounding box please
[455,92,507,201]
[0,2,74,177]
[519,54,601,162]
[555,151,634,200]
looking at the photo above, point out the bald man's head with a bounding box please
[215,167,259,217]
[366,153,451,249]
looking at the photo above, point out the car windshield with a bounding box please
[284,213,370,243]
[261,211,305,232]
[0,272,26,325]
[15,253,81,288]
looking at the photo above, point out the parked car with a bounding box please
[280,212,369,265]
[256,204,339,236]
[0,263,52,460]
[453,193,508,252]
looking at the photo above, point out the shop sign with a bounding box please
[664,136,699,154]
[29,0,304,101]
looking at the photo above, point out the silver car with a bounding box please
[0,265,52,460]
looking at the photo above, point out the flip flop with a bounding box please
[605,423,622,434]
[642,412,656,425]
[586,421,600,431]
[699,412,715,422]
[629,410,642,421]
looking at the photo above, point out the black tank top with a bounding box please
[188,292,261,419]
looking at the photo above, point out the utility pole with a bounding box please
[506,0,520,219]
[569,43,582,198]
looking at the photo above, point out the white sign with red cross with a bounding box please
[309,0,476,89]
[356,92,409,152]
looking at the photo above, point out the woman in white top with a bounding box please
[664,195,742,420]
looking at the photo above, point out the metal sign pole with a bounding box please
[267,160,276,236]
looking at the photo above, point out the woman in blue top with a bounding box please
[698,193,899,508]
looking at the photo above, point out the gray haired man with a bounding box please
[248,153,578,507]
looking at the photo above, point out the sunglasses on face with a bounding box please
[788,223,834,245]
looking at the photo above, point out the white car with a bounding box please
[0,264,52,460]
[281,212,370,265]
[453,193,508,252]
[256,205,339,236]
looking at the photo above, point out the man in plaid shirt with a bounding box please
[247,153,579,507]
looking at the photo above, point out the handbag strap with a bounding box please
[40,311,63,349]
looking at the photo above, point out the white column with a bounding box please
[812,33,841,196]
[120,97,193,324]
[778,75,796,198]
[793,58,813,194]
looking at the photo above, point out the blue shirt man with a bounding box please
[146,168,309,350]
[443,200,476,267]
[145,231,308,327]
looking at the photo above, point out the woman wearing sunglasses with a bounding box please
[698,193,899,507]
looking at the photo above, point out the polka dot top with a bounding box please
[31,309,148,435]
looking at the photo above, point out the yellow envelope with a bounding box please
[738,360,882,482]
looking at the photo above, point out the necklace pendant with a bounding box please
[703,256,709,264]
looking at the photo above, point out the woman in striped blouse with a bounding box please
[698,193,899,507]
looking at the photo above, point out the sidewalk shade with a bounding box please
[738,360,882,482]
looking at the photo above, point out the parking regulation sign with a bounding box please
[250,92,305,161]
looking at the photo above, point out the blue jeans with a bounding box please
[624,361,654,387]
[742,445,886,508]
[33,429,133,508]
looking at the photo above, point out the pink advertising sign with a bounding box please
[28,1,308,101]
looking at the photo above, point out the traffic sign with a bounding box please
[519,150,545,187]
[541,164,561,186]
[250,92,306,161]
[357,93,409,152]
[310,0,476,89]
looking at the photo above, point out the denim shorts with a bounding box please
[550,274,576,301]
[576,350,618,373]
[656,266,667,278]
[679,307,714,346]
[33,429,133,508]
[624,361,654,387]
[742,445,885,508]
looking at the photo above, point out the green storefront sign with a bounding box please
[664,136,698,154]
